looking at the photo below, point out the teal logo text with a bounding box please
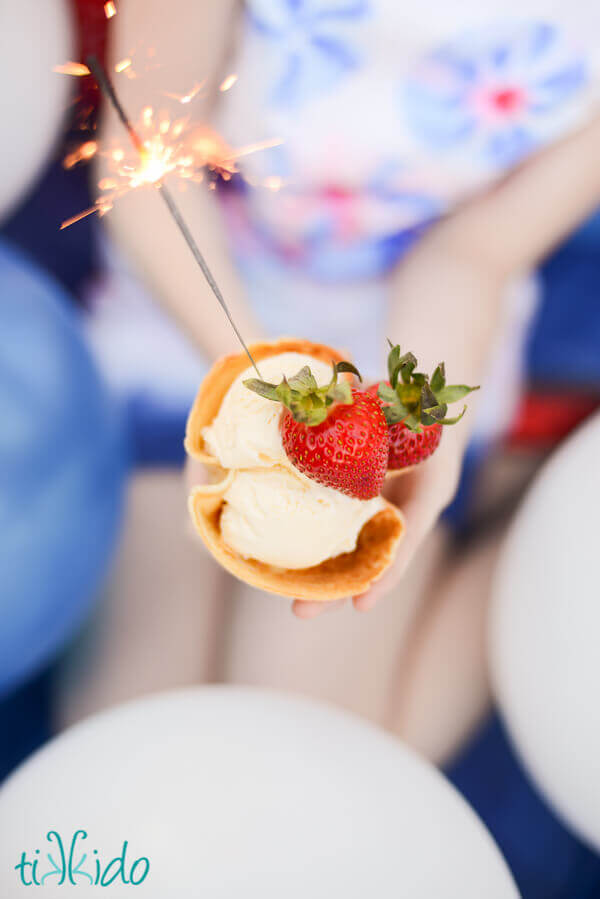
[15,830,150,887]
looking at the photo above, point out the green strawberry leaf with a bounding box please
[383,341,479,431]
[420,382,438,412]
[335,361,362,382]
[387,343,402,386]
[431,363,446,393]
[423,403,448,422]
[403,413,422,433]
[378,382,397,404]
[287,366,318,393]
[276,377,293,407]
[389,363,401,389]
[289,402,329,425]
[327,381,353,405]
[437,406,467,425]
[435,384,479,404]
[384,403,409,425]
[399,353,417,384]
[243,378,280,401]
[244,358,361,426]
[396,383,422,406]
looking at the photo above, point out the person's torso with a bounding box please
[218,0,600,279]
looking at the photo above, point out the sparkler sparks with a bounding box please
[53,62,90,76]
[63,140,98,169]
[61,113,224,223]
[58,48,282,373]
[60,74,281,228]
[104,1,117,19]
[219,73,238,92]
[60,113,209,226]
[162,81,205,104]
[229,137,283,161]
[60,203,111,230]
[264,175,284,191]
[69,54,262,374]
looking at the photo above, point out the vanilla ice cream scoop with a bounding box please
[221,467,385,569]
[202,352,333,470]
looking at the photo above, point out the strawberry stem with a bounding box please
[244,360,362,426]
[380,343,479,432]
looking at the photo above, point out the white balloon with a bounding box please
[0,687,517,897]
[491,411,600,850]
[0,0,73,221]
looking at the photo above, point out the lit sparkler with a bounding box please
[79,54,261,374]
[59,62,281,224]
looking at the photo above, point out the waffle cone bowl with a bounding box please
[185,338,406,601]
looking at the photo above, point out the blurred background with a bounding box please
[1,2,600,896]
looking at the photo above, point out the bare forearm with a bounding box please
[435,113,600,277]
[387,244,505,390]
[96,0,262,361]
[388,113,600,407]
[103,182,263,360]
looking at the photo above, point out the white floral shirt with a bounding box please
[218,0,600,280]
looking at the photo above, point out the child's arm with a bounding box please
[97,0,264,360]
[361,113,600,610]
[295,113,600,617]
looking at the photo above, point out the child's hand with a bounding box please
[291,415,464,619]
[293,113,600,618]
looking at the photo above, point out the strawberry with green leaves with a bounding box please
[370,343,479,470]
[244,361,389,500]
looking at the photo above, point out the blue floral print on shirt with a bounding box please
[403,21,588,168]
[249,0,370,107]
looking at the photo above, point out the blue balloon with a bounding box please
[0,240,128,696]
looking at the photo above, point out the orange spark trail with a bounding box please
[219,73,238,92]
[53,62,90,76]
[162,81,205,104]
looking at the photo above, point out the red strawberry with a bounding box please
[367,382,442,468]
[244,362,389,500]
[389,420,442,468]
[280,388,389,499]
[369,344,479,471]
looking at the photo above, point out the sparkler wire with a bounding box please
[86,55,143,153]
[86,54,261,376]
